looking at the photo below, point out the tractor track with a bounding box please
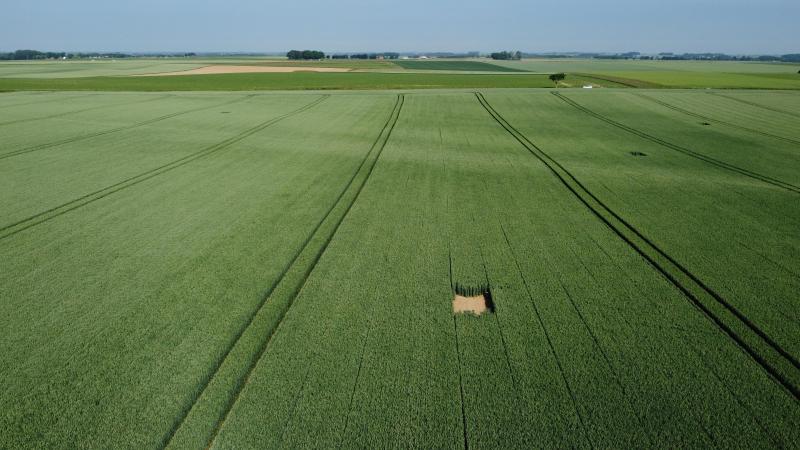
[0,95,329,241]
[162,94,404,450]
[707,92,800,120]
[476,92,800,401]
[552,91,800,194]
[634,92,800,146]
[0,93,172,127]
[0,94,254,160]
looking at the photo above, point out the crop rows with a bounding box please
[552,91,800,193]
[1,90,798,448]
[164,94,404,449]
[477,92,800,398]
[0,95,329,240]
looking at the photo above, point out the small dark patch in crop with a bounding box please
[220,111,231,114]
[700,122,711,126]
[629,151,647,157]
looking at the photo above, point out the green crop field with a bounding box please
[492,59,800,89]
[392,60,527,72]
[0,72,561,92]
[1,57,800,449]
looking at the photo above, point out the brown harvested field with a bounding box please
[141,65,352,76]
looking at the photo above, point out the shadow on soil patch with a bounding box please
[452,283,494,315]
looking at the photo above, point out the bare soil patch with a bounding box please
[453,294,490,315]
[141,65,351,76]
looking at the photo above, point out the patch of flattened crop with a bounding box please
[452,283,494,315]
[629,151,647,157]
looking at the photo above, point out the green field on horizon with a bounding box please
[2,58,800,90]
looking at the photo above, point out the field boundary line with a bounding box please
[634,92,800,146]
[0,95,329,241]
[0,93,172,127]
[707,92,800,120]
[572,72,660,88]
[476,92,800,401]
[162,95,404,450]
[551,91,800,194]
[0,94,254,160]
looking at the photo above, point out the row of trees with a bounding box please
[332,53,400,60]
[0,50,135,60]
[286,50,325,60]
[490,51,522,60]
[0,50,66,60]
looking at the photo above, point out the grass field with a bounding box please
[493,59,800,89]
[3,58,800,90]
[1,87,799,448]
[0,72,562,91]
[392,60,527,72]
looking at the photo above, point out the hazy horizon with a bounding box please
[2,0,798,55]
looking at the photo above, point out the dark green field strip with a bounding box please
[0,72,556,91]
[635,93,800,146]
[0,93,171,127]
[0,94,253,160]
[709,92,800,119]
[552,92,800,194]
[573,72,662,88]
[477,92,800,400]
[392,60,528,72]
[164,95,404,450]
[0,95,329,241]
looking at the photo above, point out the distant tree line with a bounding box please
[657,53,800,62]
[331,53,400,60]
[490,51,522,60]
[0,50,67,60]
[0,49,136,60]
[286,50,325,60]
[594,52,800,62]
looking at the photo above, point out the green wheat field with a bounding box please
[1,58,799,448]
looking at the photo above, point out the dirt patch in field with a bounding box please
[453,294,490,315]
[141,65,351,76]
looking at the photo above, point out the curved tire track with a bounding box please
[552,91,800,194]
[162,94,404,450]
[477,92,800,401]
[635,92,800,146]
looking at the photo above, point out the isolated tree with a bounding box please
[549,73,566,86]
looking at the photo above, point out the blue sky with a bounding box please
[2,0,797,54]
